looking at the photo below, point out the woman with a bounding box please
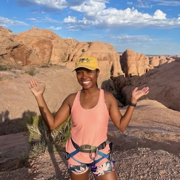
[29,56,149,180]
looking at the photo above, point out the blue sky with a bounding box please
[1,0,180,55]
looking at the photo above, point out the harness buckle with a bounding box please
[89,147,98,161]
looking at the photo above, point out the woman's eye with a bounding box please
[87,70,92,74]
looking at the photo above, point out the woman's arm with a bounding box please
[107,87,149,132]
[29,79,71,131]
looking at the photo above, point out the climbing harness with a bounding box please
[66,138,115,172]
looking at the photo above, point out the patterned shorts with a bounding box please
[68,160,115,176]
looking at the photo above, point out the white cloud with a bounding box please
[152,0,180,6]
[17,0,67,10]
[27,16,61,23]
[127,2,133,5]
[0,16,28,27]
[112,34,154,43]
[135,0,152,8]
[64,16,77,23]
[27,18,40,22]
[49,26,62,30]
[43,16,60,23]
[153,9,166,19]
[63,6,180,31]
[70,0,106,14]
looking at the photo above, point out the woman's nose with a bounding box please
[81,72,88,78]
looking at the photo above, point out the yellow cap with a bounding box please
[74,56,99,71]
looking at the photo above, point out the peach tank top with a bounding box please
[65,89,110,166]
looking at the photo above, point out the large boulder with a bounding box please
[120,49,149,77]
[108,60,180,111]
[0,27,41,66]
[15,27,78,65]
[67,41,123,77]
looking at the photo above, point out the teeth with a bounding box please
[83,81,90,84]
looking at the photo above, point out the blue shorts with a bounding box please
[68,160,115,176]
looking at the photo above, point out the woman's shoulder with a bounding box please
[102,90,116,103]
[66,92,78,101]
[103,90,114,98]
[65,92,78,107]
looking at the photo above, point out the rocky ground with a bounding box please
[0,100,180,180]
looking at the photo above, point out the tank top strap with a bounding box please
[71,91,81,113]
[99,89,105,103]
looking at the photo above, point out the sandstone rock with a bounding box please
[67,41,123,77]
[15,27,78,65]
[149,56,159,67]
[1,27,123,81]
[120,49,149,77]
[0,27,41,66]
[107,60,180,111]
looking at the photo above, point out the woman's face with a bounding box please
[76,68,99,89]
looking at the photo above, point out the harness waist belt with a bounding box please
[71,138,110,153]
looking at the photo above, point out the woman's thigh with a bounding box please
[70,170,89,180]
[68,164,89,180]
[93,160,117,180]
[95,171,117,180]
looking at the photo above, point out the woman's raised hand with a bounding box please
[29,79,45,97]
[131,87,149,103]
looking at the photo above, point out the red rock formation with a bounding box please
[109,60,180,111]
[0,27,40,66]
[120,49,149,77]
[67,41,123,76]
[15,27,78,65]
[0,27,123,77]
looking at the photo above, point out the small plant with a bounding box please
[25,68,35,76]
[82,49,85,53]
[27,114,72,157]
[117,72,121,76]
[0,65,8,71]
[63,59,69,63]
[18,152,29,167]
[87,42,92,47]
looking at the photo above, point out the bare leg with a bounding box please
[70,170,89,180]
[95,171,117,180]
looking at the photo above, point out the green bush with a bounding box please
[82,49,85,53]
[25,68,35,76]
[0,65,8,71]
[87,42,92,47]
[27,115,71,157]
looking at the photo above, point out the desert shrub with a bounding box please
[25,68,35,76]
[82,49,85,53]
[0,65,8,71]
[87,42,92,47]
[27,114,71,157]
[117,72,121,76]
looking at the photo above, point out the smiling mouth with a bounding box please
[82,81,90,85]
